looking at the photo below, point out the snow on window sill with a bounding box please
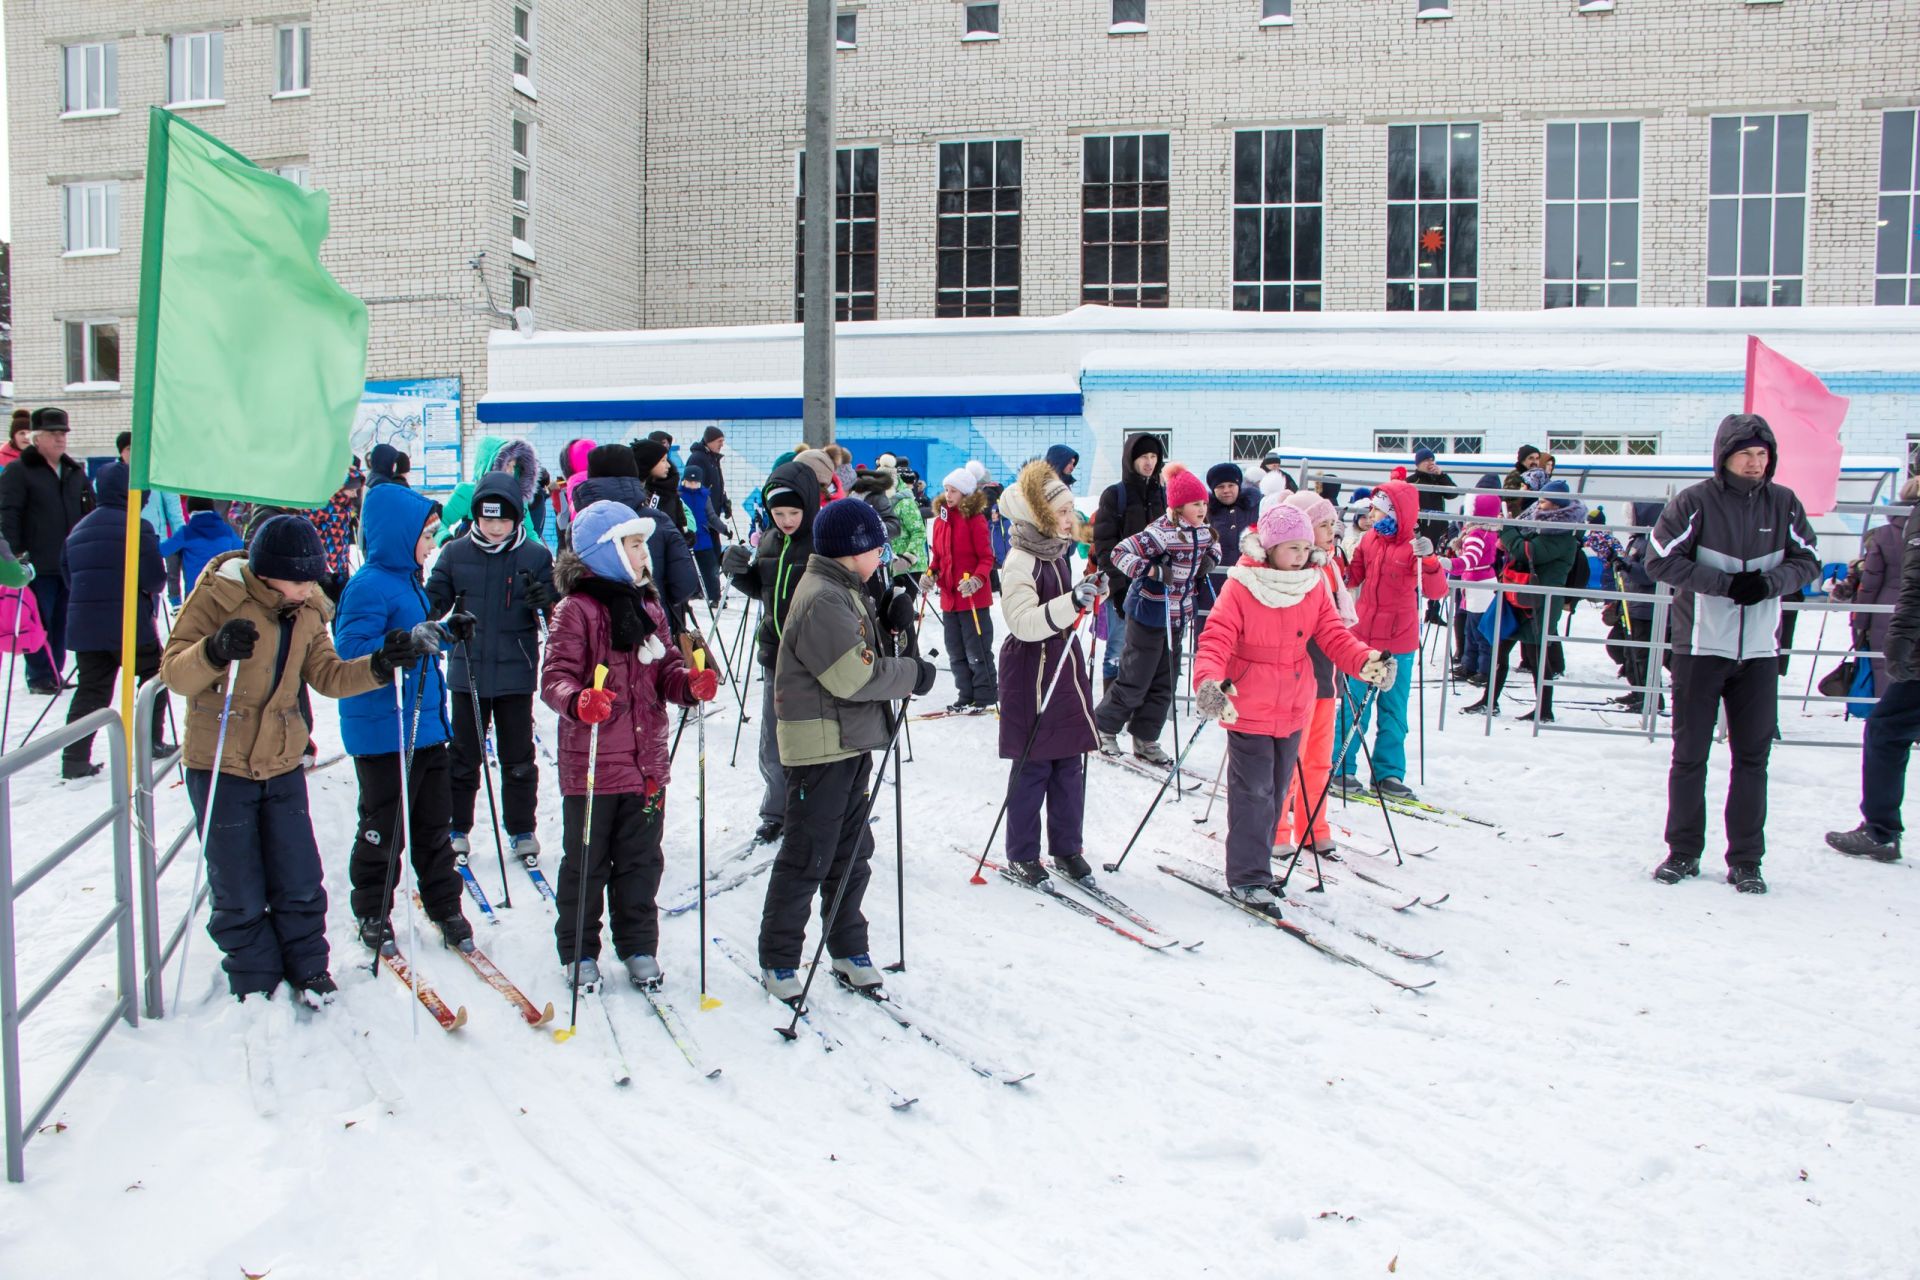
[836,40,857,50]
[165,98,226,110]
[1577,0,1614,10]
[271,88,312,100]
[59,108,120,121]
[512,238,536,262]
[61,248,120,259]
[63,382,121,393]
[1107,21,1149,35]
[1257,14,1295,26]
[961,31,1001,42]
[513,74,538,100]
[1415,9,1453,19]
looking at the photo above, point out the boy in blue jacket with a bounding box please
[334,483,477,952]
[159,496,244,598]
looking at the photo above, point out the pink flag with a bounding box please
[1744,335,1849,517]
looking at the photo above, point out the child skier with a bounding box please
[720,457,822,845]
[929,461,998,711]
[160,518,421,1000]
[159,496,244,598]
[425,471,556,872]
[334,482,476,954]
[996,461,1105,884]
[1194,502,1394,916]
[1276,489,1355,856]
[1446,492,1504,686]
[540,500,718,988]
[1095,462,1219,765]
[1333,482,1446,799]
[757,498,935,1001]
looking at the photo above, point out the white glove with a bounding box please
[1195,679,1239,724]
[1359,651,1398,689]
[1411,536,1435,558]
[1071,576,1104,610]
[408,621,446,657]
[958,575,983,598]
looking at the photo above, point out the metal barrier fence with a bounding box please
[0,708,137,1183]
[133,678,199,1021]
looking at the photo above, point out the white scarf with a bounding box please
[1226,562,1321,610]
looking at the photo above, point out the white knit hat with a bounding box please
[943,467,979,497]
[965,460,988,483]
[1257,470,1292,517]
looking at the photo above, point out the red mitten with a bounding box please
[575,687,615,724]
[688,668,720,702]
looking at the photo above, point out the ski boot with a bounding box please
[1825,824,1901,863]
[510,832,541,865]
[1096,731,1123,757]
[290,972,338,1009]
[1133,738,1174,768]
[563,957,602,990]
[1052,852,1095,883]
[434,911,476,953]
[1329,772,1367,794]
[1652,855,1700,885]
[450,830,471,864]
[946,698,974,714]
[1516,708,1554,724]
[1727,864,1768,895]
[761,966,803,1004]
[1461,697,1498,716]
[1375,777,1417,801]
[1229,882,1285,920]
[356,916,397,955]
[754,818,783,844]
[61,761,104,782]
[831,953,884,994]
[624,954,664,990]
[1004,858,1049,887]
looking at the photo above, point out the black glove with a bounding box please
[1726,570,1770,607]
[886,587,916,632]
[206,618,258,665]
[1147,563,1171,585]
[369,627,421,681]
[442,611,478,643]
[1887,633,1918,685]
[912,658,938,697]
[521,574,554,610]
[722,543,755,577]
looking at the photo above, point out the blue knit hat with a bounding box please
[1205,462,1244,490]
[813,497,887,558]
[249,515,328,583]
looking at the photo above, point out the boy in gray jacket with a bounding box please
[756,499,936,1000]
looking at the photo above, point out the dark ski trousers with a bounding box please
[1224,729,1302,889]
[347,744,465,923]
[188,766,327,996]
[693,546,724,608]
[554,789,666,964]
[1860,677,1920,839]
[756,671,785,824]
[22,576,67,687]
[1004,755,1085,863]
[1665,654,1778,869]
[448,689,538,836]
[1489,634,1556,717]
[942,606,998,706]
[1096,615,1179,744]
[63,646,168,771]
[759,752,875,969]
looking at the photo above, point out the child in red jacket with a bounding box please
[1194,502,1393,917]
[929,462,998,711]
[1277,489,1356,856]
[540,500,718,991]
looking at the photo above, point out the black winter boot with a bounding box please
[1652,856,1699,885]
[1005,859,1049,886]
[434,911,476,952]
[1052,853,1095,882]
[1825,824,1901,863]
[1727,864,1768,895]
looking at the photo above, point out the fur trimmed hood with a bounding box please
[934,489,991,520]
[852,468,896,499]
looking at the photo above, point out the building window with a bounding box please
[1082,134,1170,307]
[1876,110,1920,306]
[64,320,120,389]
[964,3,1000,38]
[61,43,118,115]
[274,164,312,189]
[1375,432,1484,456]
[511,118,534,258]
[1231,127,1323,312]
[1544,121,1640,308]
[795,147,880,322]
[276,24,311,95]
[1231,430,1280,464]
[60,182,121,255]
[1387,123,1479,310]
[937,140,1021,317]
[1707,113,1808,306]
[167,31,225,106]
[1416,0,1452,18]
[1259,0,1294,25]
[513,2,536,93]
[511,270,533,312]
[1110,0,1147,34]
[1546,431,1660,457]
[836,12,857,47]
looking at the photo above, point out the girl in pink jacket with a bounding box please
[1447,491,1504,684]
[1193,503,1394,917]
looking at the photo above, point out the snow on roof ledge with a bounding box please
[478,373,1080,405]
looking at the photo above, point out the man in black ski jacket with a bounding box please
[1646,413,1819,894]
[1827,452,1920,864]
[0,408,93,690]
[1091,432,1165,683]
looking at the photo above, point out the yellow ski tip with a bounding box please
[699,994,723,1012]
[553,1026,576,1043]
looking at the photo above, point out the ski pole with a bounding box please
[728,596,760,769]
[1164,592,1183,803]
[961,575,983,636]
[1102,718,1209,876]
[1189,744,1229,825]
[969,608,1088,883]
[886,702,907,972]
[556,664,609,1042]
[693,649,720,1011]
[1332,680,1407,867]
[170,658,240,1012]
[454,630,514,909]
[779,694,913,1040]
[1277,683,1384,892]
[369,664,425,979]
[1415,554,1426,788]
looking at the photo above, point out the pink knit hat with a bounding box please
[1472,492,1502,519]
[1257,501,1315,549]
[1164,462,1208,509]
[1284,489,1336,527]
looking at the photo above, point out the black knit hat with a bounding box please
[248,514,328,583]
[587,443,640,479]
[813,497,888,558]
[1205,462,1244,490]
[701,425,725,445]
[633,438,670,477]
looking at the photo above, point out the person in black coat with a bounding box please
[632,437,692,548]
[571,443,702,634]
[685,428,733,536]
[425,471,555,860]
[1090,431,1166,683]
[0,408,94,691]
[366,442,411,488]
[1201,462,1259,634]
[59,461,167,777]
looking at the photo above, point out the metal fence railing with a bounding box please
[132,678,199,1021]
[0,708,137,1183]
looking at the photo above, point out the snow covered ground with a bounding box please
[1,604,1915,1279]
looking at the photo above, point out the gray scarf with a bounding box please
[1009,517,1073,563]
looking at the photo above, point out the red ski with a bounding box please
[378,947,467,1031]
[415,892,554,1026]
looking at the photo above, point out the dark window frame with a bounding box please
[937,139,1022,317]
[1543,120,1641,309]
[1386,122,1480,311]
[1082,133,1171,308]
[795,146,881,322]
[1230,126,1324,312]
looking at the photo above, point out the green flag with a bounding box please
[129,107,368,506]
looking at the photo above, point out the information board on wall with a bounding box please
[353,377,463,489]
